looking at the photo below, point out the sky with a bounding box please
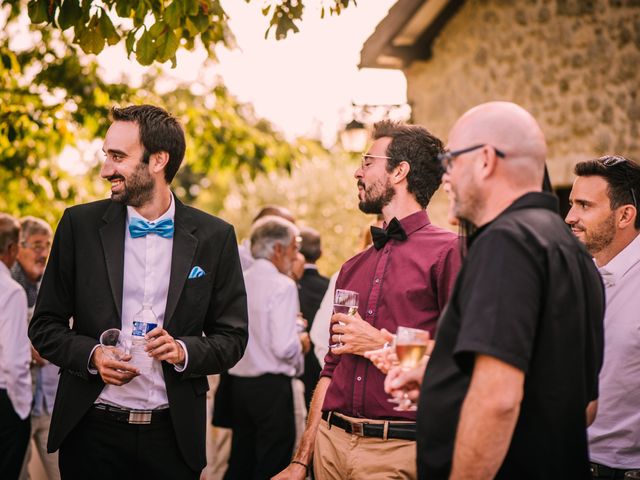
[95,0,406,144]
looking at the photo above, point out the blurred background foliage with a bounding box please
[1,0,365,273]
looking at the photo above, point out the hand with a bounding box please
[299,332,311,354]
[145,327,186,366]
[272,462,307,480]
[364,329,396,374]
[384,356,429,403]
[296,313,308,330]
[91,346,139,386]
[330,312,388,356]
[31,346,46,367]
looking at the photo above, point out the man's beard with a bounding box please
[580,213,616,255]
[108,162,155,207]
[452,180,484,226]
[358,179,395,214]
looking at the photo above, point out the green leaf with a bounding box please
[125,30,136,56]
[77,17,106,54]
[133,2,147,28]
[189,14,208,33]
[136,30,156,65]
[27,0,49,24]
[58,0,82,30]
[99,12,120,46]
[115,0,132,17]
[164,1,181,28]
[149,21,167,38]
[156,29,179,63]
[186,0,199,16]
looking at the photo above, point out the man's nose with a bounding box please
[565,207,577,225]
[100,159,114,178]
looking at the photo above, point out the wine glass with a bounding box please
[99,328,129,361]
[390,326,429,411]
[329,289,359,348]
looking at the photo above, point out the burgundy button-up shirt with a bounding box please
[321,210,461,421]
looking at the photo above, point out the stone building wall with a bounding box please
[408,0,640,190]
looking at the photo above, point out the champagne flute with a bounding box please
[390,326,429,411]
[329,289,359,348]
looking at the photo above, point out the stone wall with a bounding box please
[407,0,640,190]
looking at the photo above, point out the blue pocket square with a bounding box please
[188,266,205,279]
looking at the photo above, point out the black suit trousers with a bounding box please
[0,389,30,480]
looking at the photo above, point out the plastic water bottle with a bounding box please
[130,303,158,374]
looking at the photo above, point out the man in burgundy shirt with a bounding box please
[274,121,461,480]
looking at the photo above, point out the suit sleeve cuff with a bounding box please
[174,339,188,372]
[87,344,100,375]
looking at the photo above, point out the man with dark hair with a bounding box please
[29,104,248,479]
[566,155,640,478]
[297,227,330,408]
[275,120,460,480]
[0,213,32,480]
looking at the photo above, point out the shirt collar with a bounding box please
[598,232,640,286]
[126,192,175,225]
[304,264,318,270]
[252,257,281,275]
[386,210,430,237]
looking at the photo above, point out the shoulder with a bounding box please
[1,276,27,305]
[415,223,459,250]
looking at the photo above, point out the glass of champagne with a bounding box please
[391,326,429,411]
[329,289,359,348]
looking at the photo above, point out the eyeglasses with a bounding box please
[601,156,638,208]
[360,154,393,170]
[438,144,506,172]
[21,241,51,254]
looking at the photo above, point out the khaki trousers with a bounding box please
[313,414,417,480]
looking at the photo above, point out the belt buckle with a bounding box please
[351,422,365,436]
[128,410,152,425]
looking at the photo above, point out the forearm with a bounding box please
[292,376,331,464]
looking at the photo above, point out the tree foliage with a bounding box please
[2,0,357,66]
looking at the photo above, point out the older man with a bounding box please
[414,102,604,479]
[225,216,309,479]
[566,156,640,479]
[276,121,460,480]
[0,213,32,479]
[12,216,60,480]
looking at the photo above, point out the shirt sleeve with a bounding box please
[453,229,543,374]
[268,281,303,374]
[1,287,33,419]
[320,269,345,378]
[434,237,462,310]
[310,272,337,368]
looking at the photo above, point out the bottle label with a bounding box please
[132,321,158,337]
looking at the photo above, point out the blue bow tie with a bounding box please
[129,217,174,239]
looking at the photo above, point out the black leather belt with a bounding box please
[322,411,416,441]
[92,403,170,425]
[590,462,638,479]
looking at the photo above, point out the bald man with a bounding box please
[415,102,604,479]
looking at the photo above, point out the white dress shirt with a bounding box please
[97,194,181,410]
[229,258,303,377]
[238,239,254,271]
[589,232,640,468]
[0,261,32,419]
[310,271,338,368]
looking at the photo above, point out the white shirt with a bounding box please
[589,232,640,468]
[238,239,254,271]
[229,259,303,377]
[0,261,32,419]
[310,271,337,367]
[97,195,180,410]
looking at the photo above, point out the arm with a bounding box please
[273,376,331,479]
[178,226,249,375]
[586,400,598,426]
[2,288,32,419]
[269,282,303,374]
[435,238,462,309]
[450,354,524,480]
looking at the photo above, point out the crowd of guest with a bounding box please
[1,101,639,480]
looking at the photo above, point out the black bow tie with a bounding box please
[371,217,408,250]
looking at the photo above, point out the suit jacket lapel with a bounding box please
[99,202,126,326]
[164,198,198,329]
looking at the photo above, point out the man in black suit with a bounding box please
[29,105,248,479]
[297,227,330,407]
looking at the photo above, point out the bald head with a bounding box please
[449,102,547,188]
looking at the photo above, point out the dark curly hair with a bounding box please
[372,120,444,208]
[574,155,640,229]
[111,105,186,183]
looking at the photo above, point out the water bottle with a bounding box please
[130,303,158,374]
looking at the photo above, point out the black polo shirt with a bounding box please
[417,192,604,480]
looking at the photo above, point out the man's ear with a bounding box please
[617,205,637,230]
[478,147,499,180]
[149,151,170,176]
[391,161,410,184]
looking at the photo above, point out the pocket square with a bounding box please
[188,266,205,279]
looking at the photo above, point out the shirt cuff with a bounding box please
[87,344,100,375]
[174,339,188,372]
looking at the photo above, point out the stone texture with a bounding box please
[404,0,640,193]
